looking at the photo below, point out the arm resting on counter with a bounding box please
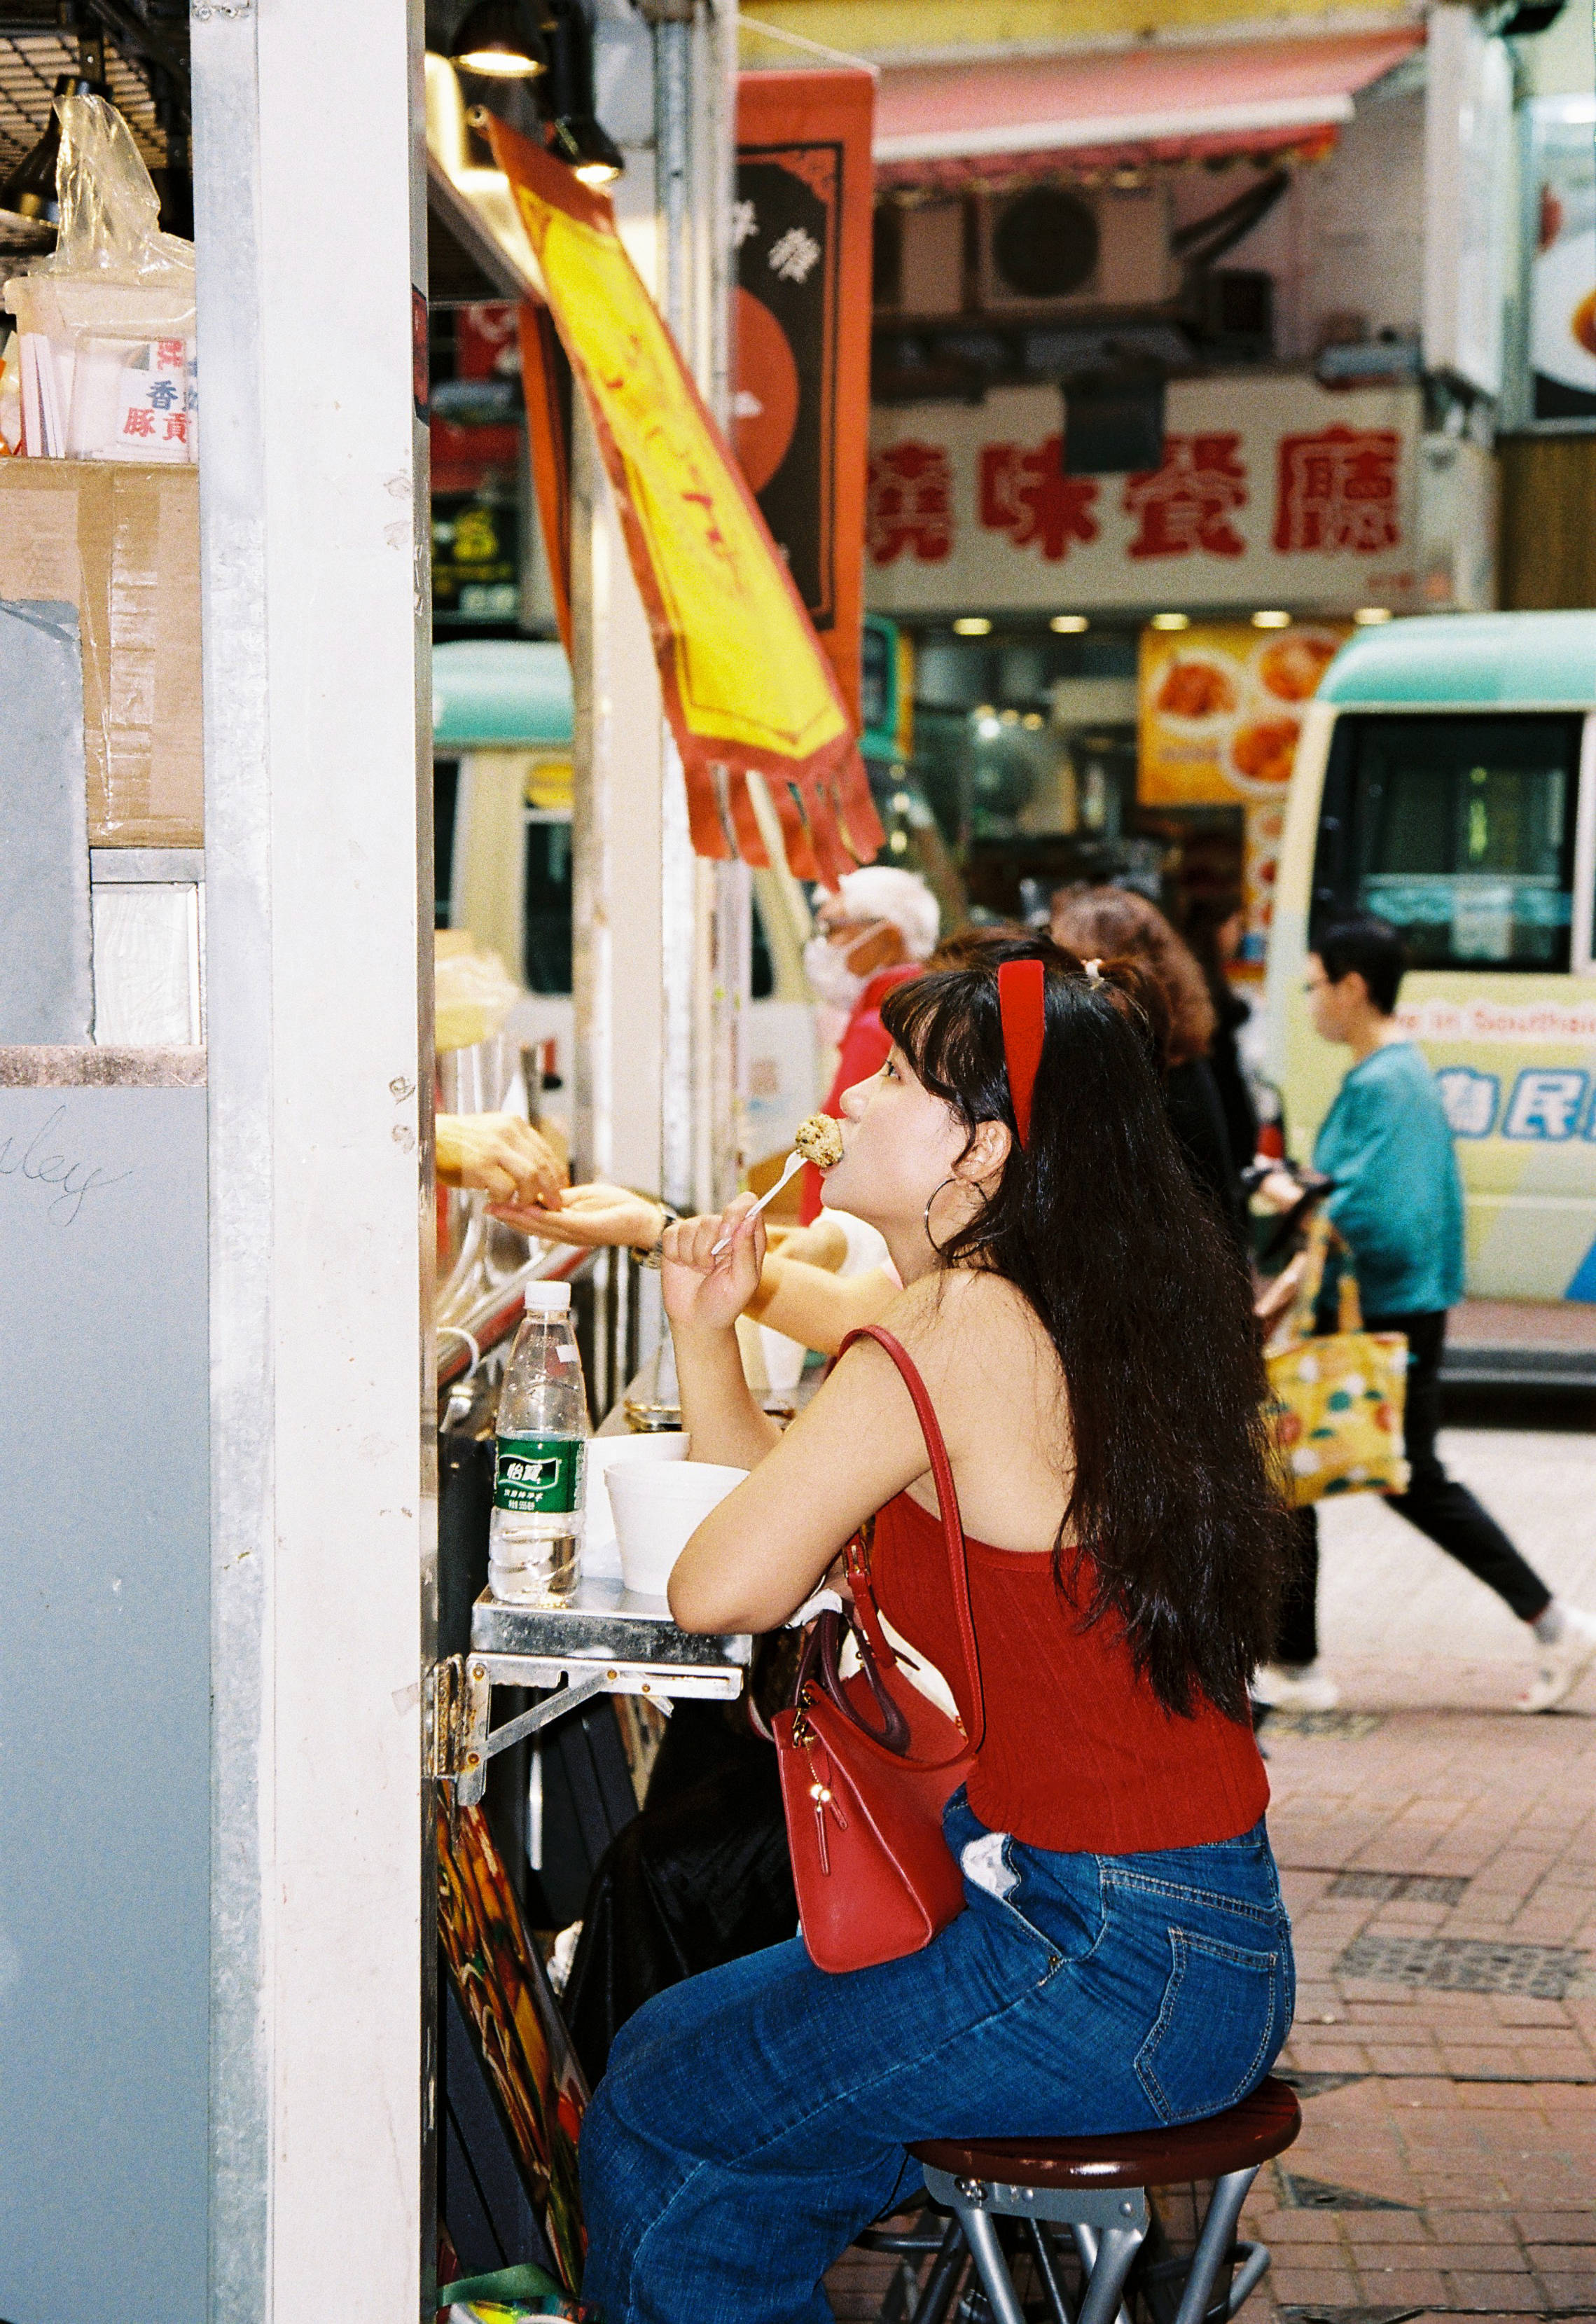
[669,1329,931,1635]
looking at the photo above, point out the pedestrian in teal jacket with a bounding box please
[1259,915,1594,1717]
[1313,1039,1464,1319]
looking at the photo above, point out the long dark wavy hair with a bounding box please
[880,930,1285,1722]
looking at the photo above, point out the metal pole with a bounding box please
[652,13,702,1214]
[652,0,747,1212]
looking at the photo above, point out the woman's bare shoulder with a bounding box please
[863,1270,1071,1516]
[870,1268,1054,1381]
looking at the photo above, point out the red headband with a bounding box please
[997,959,1046,1147]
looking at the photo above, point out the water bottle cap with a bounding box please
[524,1280,572,1313]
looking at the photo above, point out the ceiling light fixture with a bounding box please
[1251,609,1291,629]
[1149,612,1190,632]
[1050,614,1089,634]
[543,0,625,185]
[1354,606,1394,625]
[450,0,549,79]
[952,616,992,636]
[549,113,625,185]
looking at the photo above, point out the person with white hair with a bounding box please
[797,867,940,1223]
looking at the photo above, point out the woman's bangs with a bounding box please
[880,972,977,1111]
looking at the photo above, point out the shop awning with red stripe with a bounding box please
[874,29,1423,189]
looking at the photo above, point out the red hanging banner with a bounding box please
[517,300,574,658]
[735,69,875,729]
[488,117,881,885]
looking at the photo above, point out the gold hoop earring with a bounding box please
[923,1177,959,1254]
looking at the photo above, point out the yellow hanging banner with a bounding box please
[490,118,881,885]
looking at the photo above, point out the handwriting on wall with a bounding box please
[0,1101,133,1225]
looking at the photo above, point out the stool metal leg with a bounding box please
[1071,2220,1134,2324]
[1074,2224,1148,2324]
[1024,2218,1076,2324]
[1170,2167,1258,2324]
[948,2198,1029,2324]
[905,2214,969,2324]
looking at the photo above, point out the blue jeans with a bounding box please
[579,1792,1293,2323]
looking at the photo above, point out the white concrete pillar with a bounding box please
[192,0,433,2312]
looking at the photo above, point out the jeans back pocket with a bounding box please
[1134,1927,1283,2126]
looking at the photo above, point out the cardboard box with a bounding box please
[0,459,201,845]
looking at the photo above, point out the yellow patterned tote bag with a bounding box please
[1265,1216,1410,1507]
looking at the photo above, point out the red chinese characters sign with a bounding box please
[1124,434,1247,560]
[1272,425,1401,554]
[867,441,954,565]
[865,381,1424,614]
[978,436,1099,560]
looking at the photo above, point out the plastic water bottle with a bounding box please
[488,1280,590,1603]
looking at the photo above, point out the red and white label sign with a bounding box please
[865,380,1422,614]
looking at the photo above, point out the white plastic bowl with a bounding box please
[606,1460,747,1599]
[583,1432,689,1577]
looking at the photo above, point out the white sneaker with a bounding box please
[1253,1662,1341,1713]
[1518,1606,1596,1713]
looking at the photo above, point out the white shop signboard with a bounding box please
[865,378,1428,618]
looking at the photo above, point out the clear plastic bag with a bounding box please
[3,95,195,462]
[436,944,520,1053]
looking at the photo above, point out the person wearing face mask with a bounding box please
[798,866,940,1224]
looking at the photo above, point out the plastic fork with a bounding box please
[709,1150,804,1256]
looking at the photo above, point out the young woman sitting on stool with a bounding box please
[580,934,1294,2324]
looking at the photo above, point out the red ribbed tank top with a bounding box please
[871,1490,1269,1855]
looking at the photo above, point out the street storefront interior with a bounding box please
[4,0,1595,2316]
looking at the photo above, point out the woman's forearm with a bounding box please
[672,1322,784,1469]
[744,1260,898,1357]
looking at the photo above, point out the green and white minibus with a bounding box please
[1266,611,1596,1304]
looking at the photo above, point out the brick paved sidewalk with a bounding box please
[826,1685,1596,2322]
[1242,1679,1595,2324]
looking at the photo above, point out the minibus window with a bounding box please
[1313,714,1583,972]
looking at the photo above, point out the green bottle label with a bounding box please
[494,1434,584,1516]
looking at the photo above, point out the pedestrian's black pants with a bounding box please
[1277,1309,1551,1666]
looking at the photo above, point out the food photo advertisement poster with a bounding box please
[1525,95,1596,424]
[1138,620,1352,967]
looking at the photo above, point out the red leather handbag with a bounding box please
[774,1326,987,1974]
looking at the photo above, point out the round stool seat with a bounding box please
[911,2076,1300,2192]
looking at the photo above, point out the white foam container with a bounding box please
[606,1460,747,1599]
[583,1431,690,1577]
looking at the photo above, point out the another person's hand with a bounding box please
[1254,1250,1307,1331]
[490,1181,666,1250]
[661,1195,767,1338]
[1254,1168,1306,1214]
[436,1113,565,1207]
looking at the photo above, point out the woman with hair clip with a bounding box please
[1050,885,1247,1249]
[579,936,1293,2324]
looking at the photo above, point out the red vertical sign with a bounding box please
[735,69,875,728]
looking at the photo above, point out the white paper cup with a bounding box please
[758,1324,807,1390]
[607,1460,747,1599]
[583,1432,689,1576]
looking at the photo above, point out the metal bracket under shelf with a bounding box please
[429,1581,750,1809]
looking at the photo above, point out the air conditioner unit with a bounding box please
[978,185,1178,314]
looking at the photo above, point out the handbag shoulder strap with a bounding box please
[1290,1212,1364,1339]
[838,1323,986,1752]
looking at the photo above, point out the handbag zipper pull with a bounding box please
[808,1770,846,1873]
